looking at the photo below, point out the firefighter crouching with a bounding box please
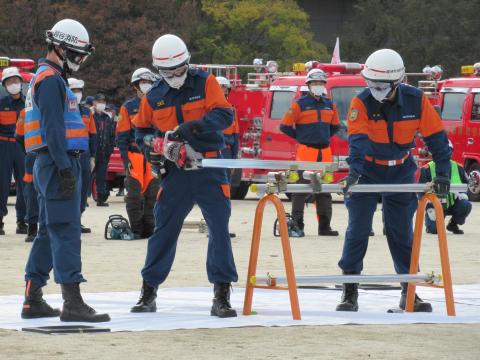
[337,49,451,313]
[22,19,109,323]
[68,77,97,233]
[419,142,472,235]
[0,66,27,236]
[131,34,238,317]
[116,68,159,239]
[280,69,340,237]
[15,111,38,242]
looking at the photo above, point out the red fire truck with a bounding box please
[228,62,367,199]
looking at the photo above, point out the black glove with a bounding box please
[58,168,76,199]
[173,121,200,141]
[433,174,450,198]
[340,171,360,197]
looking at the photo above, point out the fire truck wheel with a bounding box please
[467,163,480,202]
[231,181,250,200]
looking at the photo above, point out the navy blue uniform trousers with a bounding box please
[23,153,38,225]
[142,163,238,287]
[95,151,111,199]
[25,152,85,285]
[0,141,26,221]
[339,157,418,274]
[79,152,91,213]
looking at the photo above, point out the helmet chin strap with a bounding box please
[53,46,72,78]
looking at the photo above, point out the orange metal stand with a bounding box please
[243,192,456,320]
[405,193,455,316]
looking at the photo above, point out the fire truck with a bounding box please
[227,62,367,199]
[434,65,480,200]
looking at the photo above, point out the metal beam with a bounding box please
[252,183,468,194]
[251,273,440,286]
[201,159,338,171]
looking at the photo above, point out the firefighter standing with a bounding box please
[0,67,27,236]
[419,145,471,235]
[15,112,38,242]
[116,68,159,239]
[93,93,115,206]
[337,49,451,312]
[22,19,109,322]
[68,77,97,233]
[216,76,239,163]
[280,69,339,237]
[131,34,238,317]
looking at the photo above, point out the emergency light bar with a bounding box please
[294,62,363,74]
[0,57,35,70]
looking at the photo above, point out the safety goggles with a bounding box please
[157,64,188,79]
[66,49,90,65]
[366,79,393,92]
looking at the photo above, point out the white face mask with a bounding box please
[67,59,80,72]
[310,85,325,97]
[6,83,22,95]
[75,92,83,104]
[367,80,392,103]
[139,83,152,94]
[164,71,187,89]
[95,103,106,112]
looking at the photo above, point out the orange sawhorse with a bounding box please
[242,192,456,320]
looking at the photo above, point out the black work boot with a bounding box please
[211,283,237,318]
[446,219,464,235]
[336,271,359,312]
[0,218,5,235]
[81,224,91,233]
[16,220,28,234]
[25,223,37,243]
[131,280,157,313]
[60,283,110,322]
[318,216,339,236]
[399,283,432,312]
[21,280,60,319]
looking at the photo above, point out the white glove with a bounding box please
[90,157,95,171]
[426,208,436,221]
[457,193,469,201]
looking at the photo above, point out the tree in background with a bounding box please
[0,0,324,103]
[341,0,480,77]
[193,0,327,70]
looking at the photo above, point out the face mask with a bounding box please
[139,83,152,94]
[6,83,21,95]
[75,92,83,104]
[309,85,325,97]
[67,59,80,72]
[367,80,393,102]
[95,103,106,112]
[164,71,187,89]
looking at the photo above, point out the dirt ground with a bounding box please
[0,192,479,360]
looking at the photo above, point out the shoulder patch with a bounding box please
[349,109,359,121]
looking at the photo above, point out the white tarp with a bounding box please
[1,285,479,332]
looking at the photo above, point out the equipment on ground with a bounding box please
[104,215,136,240]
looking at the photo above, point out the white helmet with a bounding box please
[68,77,85,89]
[152,34,190,70]
[306,69,327,84]
[216,76,230,88]
[474,62,480,75]
[131,67,157,84]
[1,67,22,84]
[46,19,93,54]
[361,49,405,82]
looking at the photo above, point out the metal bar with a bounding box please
[253,274,434,285]
[252,183,467,194]
[202,159,338,171]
